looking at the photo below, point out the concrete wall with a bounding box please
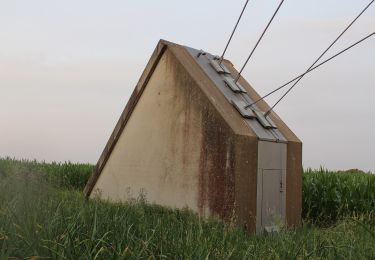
[90,47,257,230]
[88,42,301,232]
[224,59,302,228]
[92,50,203,211]
[91,49,258,222]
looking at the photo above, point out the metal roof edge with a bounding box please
[167,44,258,138]
[223,58,302,144]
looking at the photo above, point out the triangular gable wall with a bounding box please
[86,44,254,218]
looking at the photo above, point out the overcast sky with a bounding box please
[0,0,374,171]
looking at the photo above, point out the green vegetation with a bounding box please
[303,167,375,224]
[0,157,93,190]
[0,158,374,259]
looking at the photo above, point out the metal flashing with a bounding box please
[231,100,256,118]
[186,46,286,142]
[254,110,276,129]
[224,76,247,93]
[209,59,231,74]
[265,115,277,129]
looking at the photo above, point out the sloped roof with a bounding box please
[83,40,300,197]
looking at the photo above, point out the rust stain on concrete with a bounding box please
[198,107,235,219]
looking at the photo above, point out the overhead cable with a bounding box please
[219,0,250,64]
[264,0,375,117]
[245,32,375,110]
[235,0,285,82]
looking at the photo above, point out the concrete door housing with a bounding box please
[257,141,287,233]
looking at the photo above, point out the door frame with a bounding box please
[256,141,287,233]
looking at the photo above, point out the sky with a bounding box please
[0,0,374,171]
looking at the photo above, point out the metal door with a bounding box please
[256,141,287,233]
[261,169,283,232]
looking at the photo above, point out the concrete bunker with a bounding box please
[84,40,302,233]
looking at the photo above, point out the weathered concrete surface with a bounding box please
[91,48,256,221]
[85,40,302,233]
[92,49,203,211]
[224,59,302,228]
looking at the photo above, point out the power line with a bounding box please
[235,0,285,82]
[245,32,375,110]
[219,0,250,64]
[264,0,375,117]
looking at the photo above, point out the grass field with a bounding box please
[0,158,374,259]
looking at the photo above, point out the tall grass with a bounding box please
[0,157,92,190]
[0,158,375,258]
[1,157,374,223]
[1,170,374,259]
